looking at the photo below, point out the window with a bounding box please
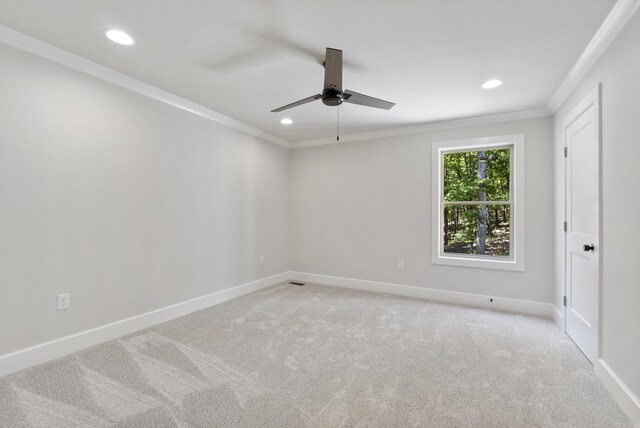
[432,135,524,271]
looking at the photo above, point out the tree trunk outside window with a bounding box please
[477,151,488,254]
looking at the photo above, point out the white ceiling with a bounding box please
[0,0,617,142]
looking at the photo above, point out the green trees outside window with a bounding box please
[442,147,511,256]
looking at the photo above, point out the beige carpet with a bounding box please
[0,282,632,427]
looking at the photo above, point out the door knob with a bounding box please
[583,244,595,252]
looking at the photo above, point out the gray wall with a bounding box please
[0,43,290,356]
[291,116,554,303]
[552,8,640,400]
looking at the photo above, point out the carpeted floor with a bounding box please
[0,282,632,427]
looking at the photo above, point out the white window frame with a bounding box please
[431,134,525,271]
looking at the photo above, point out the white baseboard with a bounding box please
[551,305,564,330]
[595,359,640,424]
[290,271,554,318]
[4,270,637,424]
[0,272,291,378]
[294,271,640,423]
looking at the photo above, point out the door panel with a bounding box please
[569,250,595,325]
[569,121,598,236]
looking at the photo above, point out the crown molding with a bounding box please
[7,0,634,150]
[546,0,640,113]
[0,25,292,148]
[293,108,550,148]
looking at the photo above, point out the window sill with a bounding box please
[433,253,525,271]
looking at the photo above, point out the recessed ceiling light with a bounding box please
[280,118,293,125]
[105,29,135,46]
[481,79,503,89]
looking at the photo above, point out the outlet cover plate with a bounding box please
[57,293,70,310]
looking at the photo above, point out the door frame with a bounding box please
[562,83,602,359]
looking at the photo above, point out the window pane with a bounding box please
[443,204,511,256]
[443,148,510,202]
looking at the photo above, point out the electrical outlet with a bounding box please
[259,255,265,265]
[398,260,405,270]
[57,293,70,310]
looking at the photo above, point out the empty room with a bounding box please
[0,0,639,426]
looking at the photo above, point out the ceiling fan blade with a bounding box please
[323,48,343,91]
[343,90,395,110]
[271,94,322,112]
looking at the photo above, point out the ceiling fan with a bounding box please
[271,48,395,113]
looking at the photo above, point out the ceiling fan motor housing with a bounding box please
[322,88,343,106]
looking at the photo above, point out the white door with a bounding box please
[564,89,600,363]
